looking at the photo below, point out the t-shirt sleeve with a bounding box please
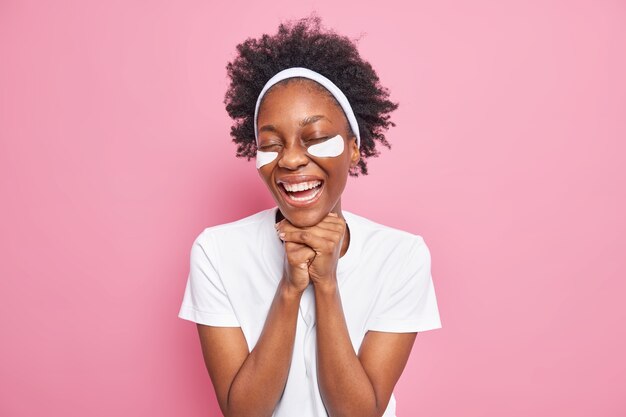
[366,236,442,333]
[178,231,241,327]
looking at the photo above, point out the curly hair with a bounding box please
[224,15,398,176]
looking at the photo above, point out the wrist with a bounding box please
[312,278,338,296]
[279,277,306,300]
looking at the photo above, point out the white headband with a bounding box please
[253,67,361,148]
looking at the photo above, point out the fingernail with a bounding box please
[278,232,285,239]
[299,263,308,269]
[329,212,338,217]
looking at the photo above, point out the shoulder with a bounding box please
[192,207,273,252]
[344,209,428,256]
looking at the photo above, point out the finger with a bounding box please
[276,219,317,232]
[285,241,316,256]
[276,214,343,229]
[309,216,346,233]
[316,217,346,233]
[285,242,316,266]
[277,218,344,234]
[305,219,345,235]
[278,224,341,244]
[279,230,337,254]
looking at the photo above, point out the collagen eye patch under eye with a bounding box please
[256,150,278,169]
[255,134,344,169]
[307,134,344,157]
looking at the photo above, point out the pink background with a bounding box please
[1,0,624,416]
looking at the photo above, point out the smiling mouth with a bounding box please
[278,180,324,206]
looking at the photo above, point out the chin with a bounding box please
[281,207,326,228]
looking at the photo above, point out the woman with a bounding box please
[178,16,442,417]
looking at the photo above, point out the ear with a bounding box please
[348,136,360,168]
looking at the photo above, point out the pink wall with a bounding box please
[1,0,624,416]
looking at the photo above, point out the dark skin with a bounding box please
[196,79,417,417]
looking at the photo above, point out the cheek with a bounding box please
[307,134,344,158]
[256,150,278,169]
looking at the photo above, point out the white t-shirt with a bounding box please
[178,206,442,417]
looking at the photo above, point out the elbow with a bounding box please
[367,395,388,417]
[223,408,274,417]
[222,393,275,417]
[330,399,382,417]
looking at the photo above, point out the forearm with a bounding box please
[314,281,380,417]
[225,278,302,417]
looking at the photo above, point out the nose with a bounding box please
[277,141,309,170]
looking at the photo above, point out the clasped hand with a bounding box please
[276,212,347,293]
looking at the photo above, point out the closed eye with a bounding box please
[305,137,329,145]
[259,144,282,151]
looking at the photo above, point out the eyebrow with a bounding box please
[258,115,331,134]
[300,114,331,127]
[259,124,278,134]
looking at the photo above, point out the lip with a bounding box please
[275,175,325,208]
[276,175,324,185]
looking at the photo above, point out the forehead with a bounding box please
[257,78,343,119]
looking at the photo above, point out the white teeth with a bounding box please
[278,180,323,203]
[286,185,322,202]
[282,180,321,192]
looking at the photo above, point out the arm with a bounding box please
[314,281,417,417]
[276,213,418,417]
[196,233,315,417]
[196,278,302,417]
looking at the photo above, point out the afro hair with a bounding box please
[224,14,398,176]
